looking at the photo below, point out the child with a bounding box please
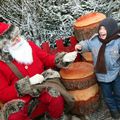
[75,18,120,119]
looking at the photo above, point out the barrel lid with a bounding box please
[74,12,106,28]
[60,62,94,79]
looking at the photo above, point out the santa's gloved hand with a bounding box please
[29,74,44,85]
[63,51,77,63]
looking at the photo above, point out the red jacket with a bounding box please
[0,41,55,103]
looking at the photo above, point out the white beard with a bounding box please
[8,36,33,64]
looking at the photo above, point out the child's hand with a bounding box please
[75,44,82,51]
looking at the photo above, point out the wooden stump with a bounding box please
[73,12,106,41]
[60,62,96,90]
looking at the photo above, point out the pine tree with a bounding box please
[0,0,120,47]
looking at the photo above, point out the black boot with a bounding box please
[110,111,120,119]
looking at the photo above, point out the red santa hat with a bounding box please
[0,22,11,36]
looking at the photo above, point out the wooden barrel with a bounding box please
[73,12,106,41]
[60,62,96,90]
[69,84,100,115]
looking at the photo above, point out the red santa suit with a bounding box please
[0,20,66,120]
[0,37,65,120]
[0,21,77,120]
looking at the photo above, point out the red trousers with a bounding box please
[8,91,64,120]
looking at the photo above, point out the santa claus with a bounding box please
[0,17,77,120]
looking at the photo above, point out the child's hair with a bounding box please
[98,18,118,38]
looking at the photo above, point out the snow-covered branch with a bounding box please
[0,0,120,46]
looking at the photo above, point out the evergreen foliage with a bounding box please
[0,0,120,46]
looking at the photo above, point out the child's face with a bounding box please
[98,26,107,40]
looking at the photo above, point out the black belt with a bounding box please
[28,98,39,117]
